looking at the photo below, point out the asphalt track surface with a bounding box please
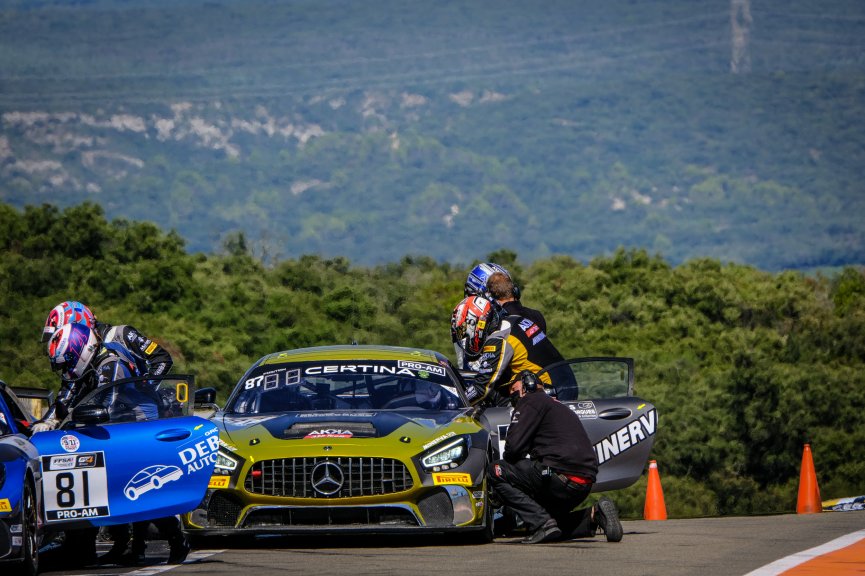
[38,512,865,576]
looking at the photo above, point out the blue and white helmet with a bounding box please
[47,323,100,381]
[464,262,511,297]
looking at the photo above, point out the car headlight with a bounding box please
[214,450,239,474]
[421,437,468,471]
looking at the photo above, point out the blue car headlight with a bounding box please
[421,437,469,471]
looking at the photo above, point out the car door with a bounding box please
[29,375,218,529]
[538,357,656,492]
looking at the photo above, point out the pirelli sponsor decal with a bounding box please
[593,409,657,465]
[432,472,472,486]
[208,476,231,489]
[145,341,158,354]
[0,498,11,513]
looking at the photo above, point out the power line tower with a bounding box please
[731,0,752,73]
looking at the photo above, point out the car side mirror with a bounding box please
[194,387,217,406]
[72,404,110,425]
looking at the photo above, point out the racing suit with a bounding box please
[488,387,598,539]
[501,300,547,334]
[467,315,564,406]
[96,322,173,380]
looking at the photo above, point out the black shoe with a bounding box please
[119,543,146,566]
[593,497,623,542]
[98,544,129,565]
[521,519,562,544]
[168,536,191,564]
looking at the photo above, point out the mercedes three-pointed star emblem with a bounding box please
[311,461,344,496]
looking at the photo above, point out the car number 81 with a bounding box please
[41,452,110,522]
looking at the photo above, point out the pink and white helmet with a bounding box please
[47,323,100,381]
[42,301,96,343]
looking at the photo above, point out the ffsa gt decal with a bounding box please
[124,465,183,501]
[593,409,657,465]
[42,451,109,522]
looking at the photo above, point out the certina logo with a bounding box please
[305,365,415,376]
[593,408,657,464]
[311,461,344,495]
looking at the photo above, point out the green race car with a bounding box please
[183,345,495,541]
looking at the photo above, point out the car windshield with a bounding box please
[227,360,465,414]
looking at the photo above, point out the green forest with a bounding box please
[2,202,864,519]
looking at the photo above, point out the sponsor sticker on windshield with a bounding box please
[397,361,446,377]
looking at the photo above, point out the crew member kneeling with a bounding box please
[488,371,624,544]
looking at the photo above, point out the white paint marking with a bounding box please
[743,529,865,575]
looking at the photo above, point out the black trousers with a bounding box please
[488,458,594,536]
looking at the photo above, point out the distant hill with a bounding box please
[1,0,864,269]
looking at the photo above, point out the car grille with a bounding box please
[207,491,244,527]
[245,457,414,498]
[243,506,418,528]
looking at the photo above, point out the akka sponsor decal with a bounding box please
[304,428,353,438]
[397,360,446,377]
[432,472,472,486]
[569,401,598,419]
[208,476,231,489]
[0,498,11,513]
[593,409,657,464]
[60,434,80,453]
[422,431,456,450]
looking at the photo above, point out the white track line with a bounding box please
[743,529,865,575]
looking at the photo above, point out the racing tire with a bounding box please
[468,492,495,544]
[11,480,39,576]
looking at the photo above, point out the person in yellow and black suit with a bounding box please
[451,294,563,407]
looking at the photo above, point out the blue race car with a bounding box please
[0,375,219,575]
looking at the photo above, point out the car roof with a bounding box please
[256,345,447,367]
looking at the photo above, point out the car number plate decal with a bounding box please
[41,451,110,522]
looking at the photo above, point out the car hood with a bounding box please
[217,409,477,448]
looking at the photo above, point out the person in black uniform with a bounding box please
[486,271,547,333]
[488,371,624,544]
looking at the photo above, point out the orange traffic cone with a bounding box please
[797,443,822,514]
[644,460,668,520]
